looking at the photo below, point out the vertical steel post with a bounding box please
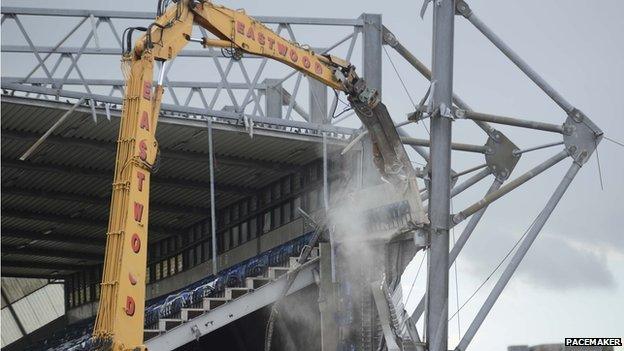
[426,1,455,351]
[361,13,383,97]
[457,162,581,350]
[360,13,383,187]
[263,78,283,119]
[208,118,218,275]
[309,78,328,124]
[323,132,329,210]
[353,14,383,351]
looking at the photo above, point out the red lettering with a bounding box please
[138,140,147,161]
[289,50,298,63]
[125,296,136,316]
[131,233,141,253]
[314,62,323,75]
[143,81,151,100]
[246,26,255,40]
[302,56,311,69]
[128,273,138,286]
[236,21,245,35]
[267,37,275,50]
[277,42,288,56]
[140,111,150,131]
[136,171,146,191]
[133,202,144,222]
[257,32,265,45]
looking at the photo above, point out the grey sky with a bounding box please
[2,0,623,349]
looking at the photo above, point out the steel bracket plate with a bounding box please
[563,109,603,165]
[485,131,520,181]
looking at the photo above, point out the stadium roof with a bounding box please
[1,95,352,279]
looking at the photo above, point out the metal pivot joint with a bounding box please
[382,29,399,48]
[455,0,472,18]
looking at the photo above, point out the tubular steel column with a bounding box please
[426,1,455,351]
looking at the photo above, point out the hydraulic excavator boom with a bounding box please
[92,1,426,349]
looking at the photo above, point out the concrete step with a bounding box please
[158,318,183,331]
[144,329,161,341]
[225,287,249,300]
[267,266,290,280]
[202,297,228,311]
[181,308,204,321]
[289,257,301,269]
[246,276,271,289]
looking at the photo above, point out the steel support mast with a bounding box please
[426,1,455,350]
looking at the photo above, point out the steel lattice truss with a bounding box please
[1,6,370,139]
[0,2,605,350]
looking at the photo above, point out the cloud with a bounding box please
[461,227,616,291]
[516,234,616,290]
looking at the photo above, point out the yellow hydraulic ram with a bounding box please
[92,1,425,349]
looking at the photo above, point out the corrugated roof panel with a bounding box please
[1,236,32,247]
[2,97,344,277]
[44,283,65,316]
[2,215,94,238]
[0,278,47,304]
[1,167,112,197]
[18,142,116,173]
[2,156,257,213]
[2,193,89,217]
[11,284,65,334]
[3,241,91,256]
[1,308,23,347]
[1,266,77,277]
[1,138,29,158]
[1,101,335,165]
[3,144,287,193]
[17,241,102,255]
[2,253,90,266]
[20,240,100,253]
[1,103,69,135]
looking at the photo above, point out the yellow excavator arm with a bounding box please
[137,2,354,88]
[93,1,425,349]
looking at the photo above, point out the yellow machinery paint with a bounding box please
[93,53,158,350]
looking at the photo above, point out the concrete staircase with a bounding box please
[143,246,319,343]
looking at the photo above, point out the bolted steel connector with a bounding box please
[455,0,473,18]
